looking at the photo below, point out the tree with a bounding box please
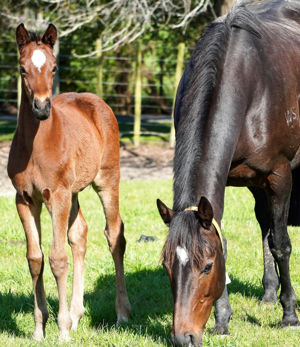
[1,0,217,53]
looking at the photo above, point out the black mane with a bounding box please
[173,1,263,211]
[162,211,214,269]
[28,30,41,43]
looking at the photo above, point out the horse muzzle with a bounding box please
[171,331,202,346]
[32,97,52,120]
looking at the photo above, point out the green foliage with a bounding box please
[1,182,300,345]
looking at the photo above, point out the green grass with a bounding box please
[0,120,17,141]
[1,182,300,346]
[119,120,171,144]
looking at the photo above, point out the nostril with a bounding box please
[33,98,41,110]
[185,333,197,345]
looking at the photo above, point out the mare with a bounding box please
[7,24,130,341]
[157,0,300,345]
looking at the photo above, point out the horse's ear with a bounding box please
[157,199,174,226]
[198,197,213,229]
[16,23,30,52]
[42,24,57,48]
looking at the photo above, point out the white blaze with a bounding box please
[176,246,189,266]
[31,49,46,72]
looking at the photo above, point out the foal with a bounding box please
[7,23,130,341]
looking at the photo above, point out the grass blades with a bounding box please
[0,182,300,346]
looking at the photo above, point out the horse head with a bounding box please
[16,23,57,120]
[157,197,225,346]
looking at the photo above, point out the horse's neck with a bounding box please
[174,109,242,220]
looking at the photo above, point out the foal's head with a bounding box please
[157,197,225,346]
[16,23,58,120]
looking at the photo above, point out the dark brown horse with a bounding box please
[157,0,300,345]
[7,24,130,341]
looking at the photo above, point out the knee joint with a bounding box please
[49,254,69,277]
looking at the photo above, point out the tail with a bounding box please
[288,166,300,226]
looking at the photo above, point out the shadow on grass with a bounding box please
[228,274,264,299]
[84,267,173,344]
[1,269,298,342]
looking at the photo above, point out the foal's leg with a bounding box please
[249,187,279,302]
[266,164,299,326]
[93,176,131,323]
[16,193,48,340]
[43,188,73,341]
[68,194,88,330]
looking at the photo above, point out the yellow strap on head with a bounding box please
[184,206,224,252]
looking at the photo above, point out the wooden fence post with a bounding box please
[170,42,185,148]
[134,41,142,147]
[52,36,60,97]
[96,38,103,98]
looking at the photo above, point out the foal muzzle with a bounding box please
[32,97,52,120]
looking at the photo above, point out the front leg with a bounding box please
[43,188,73,341]
[267,164,299,327]
[213,236,232,334]
[16,193,48,340]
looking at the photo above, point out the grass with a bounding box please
[0,120,17,142]
[1,182,300,346]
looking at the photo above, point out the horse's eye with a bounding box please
[52,66,58,73]
[201,261,213,275]
[20,66,27,74]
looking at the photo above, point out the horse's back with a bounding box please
[53,92,118,137]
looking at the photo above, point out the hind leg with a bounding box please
[16,193,48,340]
[249,187,279,302]
[266,163,299,326]
[68,194,88,330]
[93,174,131,323]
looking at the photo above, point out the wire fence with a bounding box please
[0,39,192,120]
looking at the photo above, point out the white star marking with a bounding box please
[176,246,189,266]
[31,49,46,73]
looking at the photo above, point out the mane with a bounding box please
[173,2,262,211]
[162,211,214,269]
[28,31,42,44]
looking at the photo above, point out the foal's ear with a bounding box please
[198,197,213,229]
[157,199,174,226]
[16,23,30,52]
[42,24,57,48]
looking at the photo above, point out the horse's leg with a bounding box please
[43,188,73,341]
[249,187,279,302]
[92,176,131,323]
[266,163,299,326]
[213,236,233,334]
[16,193,48,340]
[68,194,88,330]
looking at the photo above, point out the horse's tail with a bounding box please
[288,166,300,226]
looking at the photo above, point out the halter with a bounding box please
[184,206,224,252]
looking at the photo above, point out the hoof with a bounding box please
[59,331,71,342]
[32,330,44,341]
[212,325,230,335]
[282,317,300,328]
[260,291,278,304]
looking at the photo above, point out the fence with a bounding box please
[0,39,191,146]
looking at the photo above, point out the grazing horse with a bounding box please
[157,0,300,345]
[7,24,130,341]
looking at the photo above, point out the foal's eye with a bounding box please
[200,261,213,275]
[52,66,58,73]
[20,66,27,74]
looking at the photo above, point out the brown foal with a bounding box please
[7,23,130,341]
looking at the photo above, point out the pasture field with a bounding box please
[1,181,300,346]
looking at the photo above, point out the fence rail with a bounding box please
[0,39,190,146]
